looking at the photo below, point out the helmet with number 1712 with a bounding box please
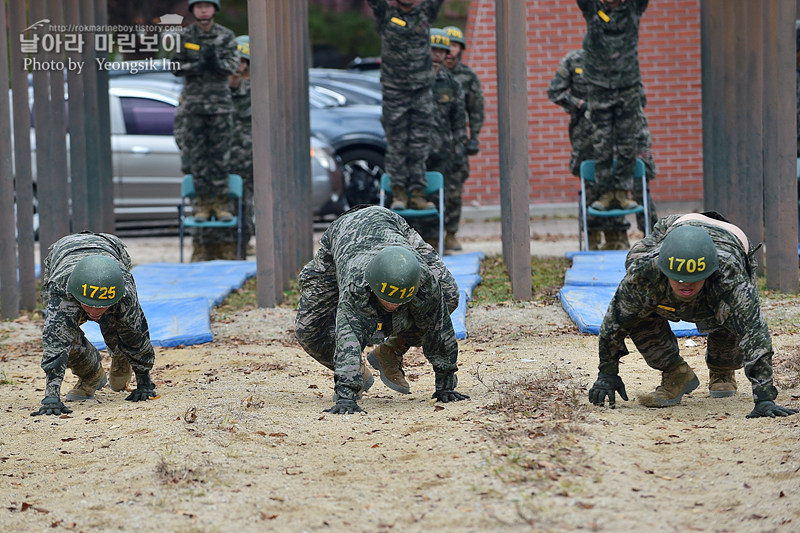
[365,246,421,304]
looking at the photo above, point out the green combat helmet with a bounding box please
[188,0,220,11]
[443,26,466,48]
[430,28,451,50]
[67,255,125,307]
[235,35,249,60]
[657,225,719,283]
[365,246,421,304]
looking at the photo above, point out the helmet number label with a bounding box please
[667,257,706,274]
[80,283,117,301]
[379,282,415,300]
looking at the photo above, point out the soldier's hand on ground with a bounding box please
[746,400,799,419]
[589,373,628,408]
[31,396,73,416]
[324,399,366,415]
[432,389,470,403]
[466,137,480,155]
[125,372,158,402]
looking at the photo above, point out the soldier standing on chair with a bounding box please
[367,0,444,211]
[577,0,648,213]
[416,28,467,252]
[171,0,239,226]
[32,233,158,416]
[442,25,484,252]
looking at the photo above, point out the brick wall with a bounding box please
[462,0,704,208]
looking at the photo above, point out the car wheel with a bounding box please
[338,148,384,207]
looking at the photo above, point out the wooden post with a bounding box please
[95,0,114,233]
[66,0,89,232]
[495,0,531,300]
[0,0,19,318]
[9,0,37,309]
[762,0,798,292]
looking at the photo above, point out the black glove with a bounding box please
[432,372,470,403]
[466,137,480,156]
[323,399,366,415]
[588,373,628,408]
[578,100,588,114]
[31,396,73,416]
[746,400,799,419]
[125,371,158,402]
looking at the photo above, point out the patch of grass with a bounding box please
[216,276,299,313]
[471,255,570,305]
[0,369,13,385]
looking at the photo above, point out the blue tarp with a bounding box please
[559,251,699,336]
[82,252,484,348]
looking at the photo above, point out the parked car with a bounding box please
[25,75,347,233]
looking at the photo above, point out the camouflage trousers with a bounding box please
[382,85,434,192]
[445,153,469,234]
[183,111,234,198]
[295,265,459,372]
[628,315,746,372]
[588,84,642,194]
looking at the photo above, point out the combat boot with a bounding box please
[390,187,408,210]
[601,230,630,251]
[587,230,601,250]
[613,190,639,210]
[590,191,615,211]
[367,338,411,394]
[445,232,463,251]
[213,196,234,222]
[108,354,132,392]
[65,366,108,401]
[193,196,212,222]
[708,367,737,398]
[638,361,699,407]
[407,189,435,210]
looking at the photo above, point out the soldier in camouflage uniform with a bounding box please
[228,35,253,259]
[416,29,467,251]
[367,0,444,211]
[547,48,658,249]
[577,0,648,213]
[295,205,468,414]
[31,233,158,416]
[442,25,484,251]
[171,0,239,224]
[588,213,798,419]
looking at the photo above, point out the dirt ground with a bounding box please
[2,230,800,533]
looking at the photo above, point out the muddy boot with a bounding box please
[367,337,411,394]
[193,196,211,222]
[613,190,639,210]
[108,355,132,392]
[708,367,737,398]
[407,189,435,210]
[390,187,408,210]
[587,230,601,250]
[65,366,108,401]
[445,232,463,251]
[213,196,234,222]
[638,361,699,407]
[590,191,615,211]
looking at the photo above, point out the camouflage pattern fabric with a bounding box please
[229,77,254,257]
[295,206,460,402]
[447,61,484,231]
[597,214,779,403]
[172,21,239,198]
[422,66,467,237]
[588,84,641,194]
[367,0,445,91]
[577,0,648,90]
[40,233,155,400]
[382,85,434,192]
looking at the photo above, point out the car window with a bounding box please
[119,96,176,135]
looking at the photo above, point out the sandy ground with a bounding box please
[3,222,800,532]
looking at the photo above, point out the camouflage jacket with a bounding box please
[367,0,445,90]
[598,215,777,402]
[547,49,590,121]
[40,233,154,398]
[449,61,484,139]
[171,22,240,114]
[299,205,459,376]
[577,0,648,89]
[230,78,252,167]
[429,66,467,159]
